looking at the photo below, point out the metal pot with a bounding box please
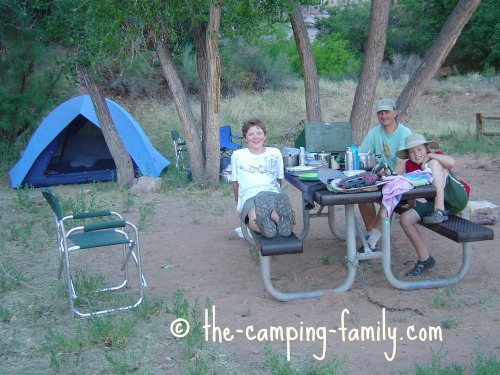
[283,154,299,168]
[315,151,331,168]
[358,152,380,170]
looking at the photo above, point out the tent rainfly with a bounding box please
[9,95,170,188]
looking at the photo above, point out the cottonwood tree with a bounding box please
[81,67,135,188]
[44,0,142,188]
[72,6,136,188]
[142,0,295,184]
[395,0,482,124]
[350,0,482,140]
[46,0,218,184]
[350,0,391,145]
[290,2,322,123]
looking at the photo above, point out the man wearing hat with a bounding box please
[357,98,412,252]
[397,133,469,276]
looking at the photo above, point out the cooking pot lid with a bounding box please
[282,147,300,155]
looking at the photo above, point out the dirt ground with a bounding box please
[139,153,499,373]
[0,154,498,374]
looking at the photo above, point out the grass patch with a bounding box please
[0,263,26,292]
[320,255,337,265]
[264,343,348,374]
[410,347,500,375]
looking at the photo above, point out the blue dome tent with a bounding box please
[9,95,170,188]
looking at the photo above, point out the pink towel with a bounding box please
[381,171,433,217]
[381,176,414,217]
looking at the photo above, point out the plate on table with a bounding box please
[298,172,320,181]
[326,179,386,193]
[286,166,319,176]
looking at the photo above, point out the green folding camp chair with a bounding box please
[171,130,188,170]
[41,188,146,318]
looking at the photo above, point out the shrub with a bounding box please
[220,36,295,93]
[310,34,361,79]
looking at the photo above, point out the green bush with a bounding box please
[220,36,295,93]
[310,34,361,79]
[316,0,370,61]
[220,38,257,93]
[317,0,499,74]
[0,2,74,142]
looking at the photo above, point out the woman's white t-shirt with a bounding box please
[231,147,284,213]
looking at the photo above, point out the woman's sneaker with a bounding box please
[405,256,436,276]
[423,208,448,224]
[275,193,293,237]
[254,192,277,238]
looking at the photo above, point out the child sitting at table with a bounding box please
[396,134,469,276]
[231,118,294,238]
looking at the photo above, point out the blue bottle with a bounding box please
[350,144,359,170]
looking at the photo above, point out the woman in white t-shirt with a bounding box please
[231,119,293,238]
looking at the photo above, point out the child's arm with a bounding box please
[232,181,239,202]
[394,158,407,175]
[422,152,455,170]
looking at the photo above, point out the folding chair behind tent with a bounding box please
[42,188,146,318]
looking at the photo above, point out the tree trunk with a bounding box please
[204,0,222,185]
[193,24,209,157]
[81,67,134,189]
[290,2,322,123]
[396,0,481,124]
[350,0,391,145]
[150,31,205,182]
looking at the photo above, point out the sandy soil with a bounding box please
[140,154,499,373]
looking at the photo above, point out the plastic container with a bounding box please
[350,144,359,170]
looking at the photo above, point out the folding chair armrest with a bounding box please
[72,210,112,220]
[67,211,124,222]
[83,220,127,232]
[231,135,243,145]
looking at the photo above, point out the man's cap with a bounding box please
[396,133,440,159]
[375,98,396,113]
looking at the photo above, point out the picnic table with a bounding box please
[249,172,492,301]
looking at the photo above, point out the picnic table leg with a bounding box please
[343,204,358,288]
[327,206,346,240]
[259,256,325,301]
[258,204,358,301]
[296,199,311,241]
[380,210,473,290]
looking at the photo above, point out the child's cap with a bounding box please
[396,133,439,159]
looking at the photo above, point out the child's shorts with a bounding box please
[412,172,469,220]
[241,191,279,223]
